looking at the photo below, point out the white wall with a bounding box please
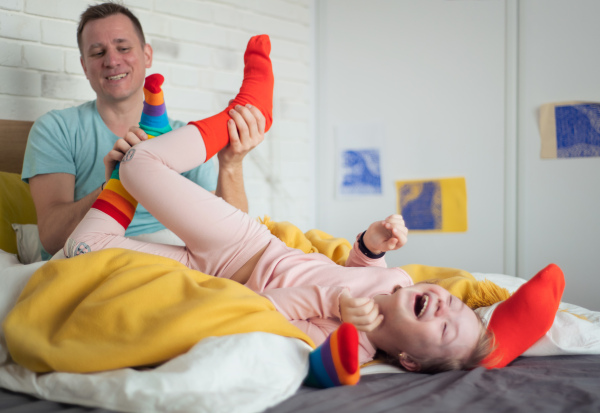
[0,0,315,230]
[316,0,600,311]
[517,0,600,311]
[316,0,507,273]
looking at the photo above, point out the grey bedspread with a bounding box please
[1,355,599,413]
[266,355,600,413]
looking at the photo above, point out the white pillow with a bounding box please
[11,223,42,264]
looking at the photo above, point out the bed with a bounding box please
[1,119,599,413]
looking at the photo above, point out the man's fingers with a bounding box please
[227,118,240,147]
[246,105,266,135]
[229,107,250,140]
[233,105,259,140]
[127,126,148,141]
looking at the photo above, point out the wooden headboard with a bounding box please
[0,119,33,174]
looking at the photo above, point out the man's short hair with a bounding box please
[77,1,146,54]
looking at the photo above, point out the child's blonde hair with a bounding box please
[386,316,495,373]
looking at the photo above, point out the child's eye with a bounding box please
[442,322,447,337]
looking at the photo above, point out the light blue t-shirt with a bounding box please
[22,100,217,242]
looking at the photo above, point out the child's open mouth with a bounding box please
[414,294,429,318]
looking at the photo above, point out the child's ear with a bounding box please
[399,352,421,372]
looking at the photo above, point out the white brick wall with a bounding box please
[0,0,315,230]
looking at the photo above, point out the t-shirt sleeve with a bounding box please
[22,111,75,183]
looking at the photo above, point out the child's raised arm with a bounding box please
[362,214,408,255]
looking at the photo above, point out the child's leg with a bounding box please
[119,127,272,278]
[117,36,275,278]
[65,73,189,262]
[304,323,360,388]
[65,208,189,262]
[92,73,171,231]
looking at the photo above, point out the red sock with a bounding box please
[483,263,565,368]
[188,35,273,161]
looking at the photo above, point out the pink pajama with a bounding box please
[66,125,413,364]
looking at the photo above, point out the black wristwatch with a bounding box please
[357,231,385,259]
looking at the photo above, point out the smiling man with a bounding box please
[22,2,264,258]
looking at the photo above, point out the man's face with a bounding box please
[379,283,481,370]
[80,13,152,105]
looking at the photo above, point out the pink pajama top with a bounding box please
[246,236,414,365]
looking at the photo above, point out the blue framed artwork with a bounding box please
[339,149,382,195]
[540,102,600,159]
[335,122,385,198]
[555,104,600,158]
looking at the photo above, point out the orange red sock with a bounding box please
[188,34,273,161]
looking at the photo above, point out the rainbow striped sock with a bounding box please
[92,73,171,230]
[304,323,360,388]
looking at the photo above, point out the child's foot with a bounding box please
[482,263,565,368]
[92,73,171,230]
[188,34,274,161]
[140,73,173,138]
[304,323,360,388]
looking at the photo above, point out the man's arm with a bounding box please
[215,104,265,212]
[29,173,102,256]
[29,131,144,256]
[215,162,248,213]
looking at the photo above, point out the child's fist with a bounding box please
[363,214,408,255]
[339,290,383,332]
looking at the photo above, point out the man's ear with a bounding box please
[399,353,421,372]
[144,43,153,68]
[80,56,88,79]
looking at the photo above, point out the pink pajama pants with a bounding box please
[66,125,412,359]
[66,125,273,280]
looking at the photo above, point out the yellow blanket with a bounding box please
[3,248,314,373]
[4,218,508,374]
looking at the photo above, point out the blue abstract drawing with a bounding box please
[555,104,600,158]
[340,149,382,195]
[398,181,442,230]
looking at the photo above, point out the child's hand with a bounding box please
[362,214,408,255]
[339,290,383,332]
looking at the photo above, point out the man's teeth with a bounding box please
[107,73,127,80]
[418,295,429,318]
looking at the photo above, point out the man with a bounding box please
[22,2,264,258]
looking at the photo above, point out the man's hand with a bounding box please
[218,104,265,169]
[362,214,408,255]
[103,126,148,182]
[339,290,383,332]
